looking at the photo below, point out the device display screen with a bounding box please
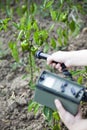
[42,77,55,88]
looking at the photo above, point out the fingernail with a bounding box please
[55,99,58,103]
[55,99,59,103]
[54,99,61,109]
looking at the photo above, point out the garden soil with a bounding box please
[0,10,87,130]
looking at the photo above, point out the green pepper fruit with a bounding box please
[21,40,29,51]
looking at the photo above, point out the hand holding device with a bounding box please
[34,50,87,115]
[36,50,73,79]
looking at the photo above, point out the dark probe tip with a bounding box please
[35,50,42,59]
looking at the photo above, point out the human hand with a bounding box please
[54,99,87,130]
[47,50,87,71]
[47,51,72,72]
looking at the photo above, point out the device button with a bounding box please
[61,85,65,92]
[71,87,76,96]
[64,82,68,87]
[61,82,68,92]
[40,75,45,81]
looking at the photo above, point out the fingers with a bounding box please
[75,107,82,120]
[47,56,62,71]
[47,51,72,70]
[47,56,52,65]
[55,64,62,72]
[47,51,64,65]
[52,63,56,68]
[50,63,62,72]
[54,99,75,129]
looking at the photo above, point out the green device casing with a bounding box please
[34,71,84,115]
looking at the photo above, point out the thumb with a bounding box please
[54,99,67,116]
[54,99,74,126]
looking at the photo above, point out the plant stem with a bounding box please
[29,46,33,85]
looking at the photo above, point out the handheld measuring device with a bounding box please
[34,51,87,115]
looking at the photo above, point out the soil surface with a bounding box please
[0,5,87,130]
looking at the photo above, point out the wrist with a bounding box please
[68,50,87,66]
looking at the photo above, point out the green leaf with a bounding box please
[44,43,49,52]
[51,38,56,48]
[71,70,85,76]
[58,37,63,46]
[29,3,37,14]
[85,66,87,72]
[9,42,19,62]
[34,30,48,45]
[22,5,27,14]
[72,24,80,37]
[57,27,63,37]
[17,30,24,40]
[32,21,39,31]
[28,100,34,112]
[53,111,60,121]
[59,12,67,22]
[28,100,40,114]
[6,3,13,17]
[21,40,29,51]
[43,106,53,121]
[60,0,64,4]
[69,20,76,32]
[50,10,57,21]
[34,104,40,114]
[64,37,68,45]
[45,0,54,8]
[49,24,54,32]
[12,22,20,29]
[0,18,10,31]
[28,100,36,111]
[77,76,83,85]
[53,124,61,130]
